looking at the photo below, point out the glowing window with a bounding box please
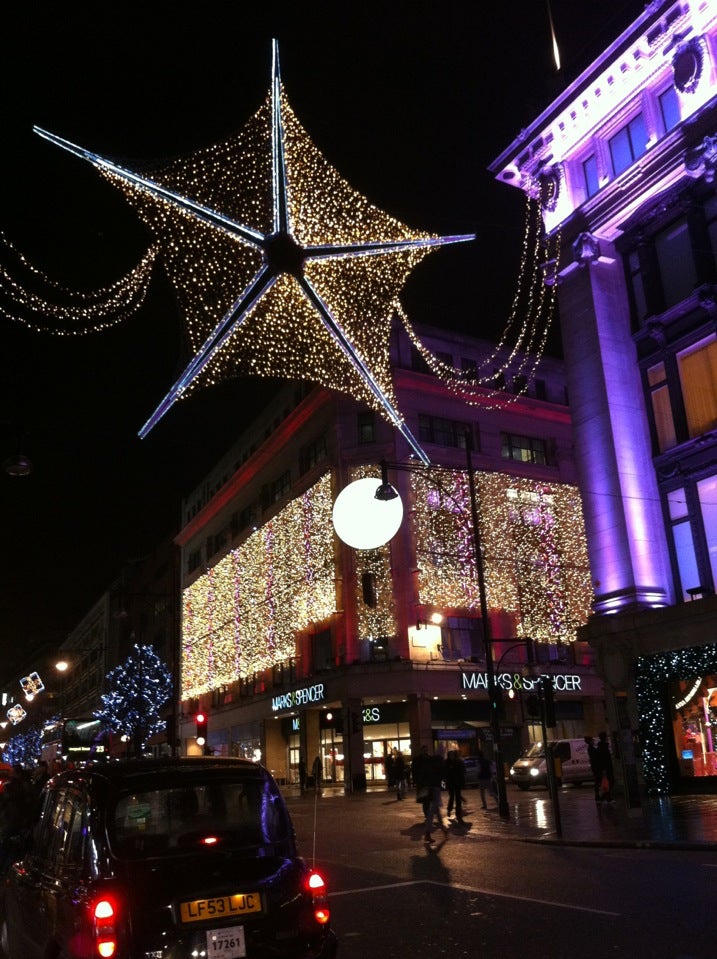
[677,337,717,437]
[647,362,676,452]
[697,475,717,591]
[609,113,648,176]
[501,433,548,465]
[659,85,680,132]
[668,489,700,602]
[583,154,599,198]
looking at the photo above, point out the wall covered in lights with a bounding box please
[181,462,592,701]
[412,470,592,643]
[181,472,337,698]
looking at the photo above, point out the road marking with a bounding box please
[329,879,621,916]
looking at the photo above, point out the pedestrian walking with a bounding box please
[412,745,447,844]
[311,754,323,795]
[393,748,407,800]
[476,748,493,810]
[595,731,615,803]
[585,736,601,802]
[385,751,395,791]
[445,750,466,822]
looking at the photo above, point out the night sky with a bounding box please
[0,1,647,675]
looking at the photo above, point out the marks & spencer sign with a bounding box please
[271,682,326,712]
[461,672,583,693]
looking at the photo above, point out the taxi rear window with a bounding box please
[110,775,291,858]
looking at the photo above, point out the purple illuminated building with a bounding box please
[492,1,717,795]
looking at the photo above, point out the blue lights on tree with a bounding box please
[2,723,42,767]
[94,644,172,756]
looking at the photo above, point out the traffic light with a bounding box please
[195,711,208,746]
[490,686,505,719]
[350,712,362,735]
[525,694,540,717]
[541,677,556,728]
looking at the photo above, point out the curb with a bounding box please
[523,835,717,850]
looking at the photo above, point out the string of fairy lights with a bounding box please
[0,42,578,702]
[181,465,591,700]
[0,232,159,334]
[399,188,562,409]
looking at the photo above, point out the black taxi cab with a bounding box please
[1,757,336,959]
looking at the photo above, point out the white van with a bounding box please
[509,738,593,790]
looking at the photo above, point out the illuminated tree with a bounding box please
[2,723,42,767]
[94,644,172,756]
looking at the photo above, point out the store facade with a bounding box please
[490,0,717,795]
[187,642,606,790]
[176,322,604,786]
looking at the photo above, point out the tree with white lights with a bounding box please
[2,723,42,767]
[94,644,172,756]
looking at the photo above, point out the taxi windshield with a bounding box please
[110,774,291,859]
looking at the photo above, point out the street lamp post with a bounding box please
[332,434,511,820]
[464,433,510,820]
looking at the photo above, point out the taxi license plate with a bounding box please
[206,924,246,958]
[179,892,262,924]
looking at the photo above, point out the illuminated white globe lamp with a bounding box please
[332,476,404,550]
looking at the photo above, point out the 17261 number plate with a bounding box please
[206,924,246,958]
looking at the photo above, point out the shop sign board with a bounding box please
[271,682,326,712]
[461,671,583,693]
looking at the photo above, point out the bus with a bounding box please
[41,717,111,766]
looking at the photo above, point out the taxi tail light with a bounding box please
[92,895,119,958]
[307,870,330,925]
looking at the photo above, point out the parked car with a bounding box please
[1,757,337,959]
[509,738,594,790]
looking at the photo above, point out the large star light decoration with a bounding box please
[34,41,474,463]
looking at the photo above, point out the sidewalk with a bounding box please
[495,787,717,849]
[284,781,717,849]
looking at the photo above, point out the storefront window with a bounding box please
[669,674,717,778]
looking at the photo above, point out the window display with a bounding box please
[670,674,717,777]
